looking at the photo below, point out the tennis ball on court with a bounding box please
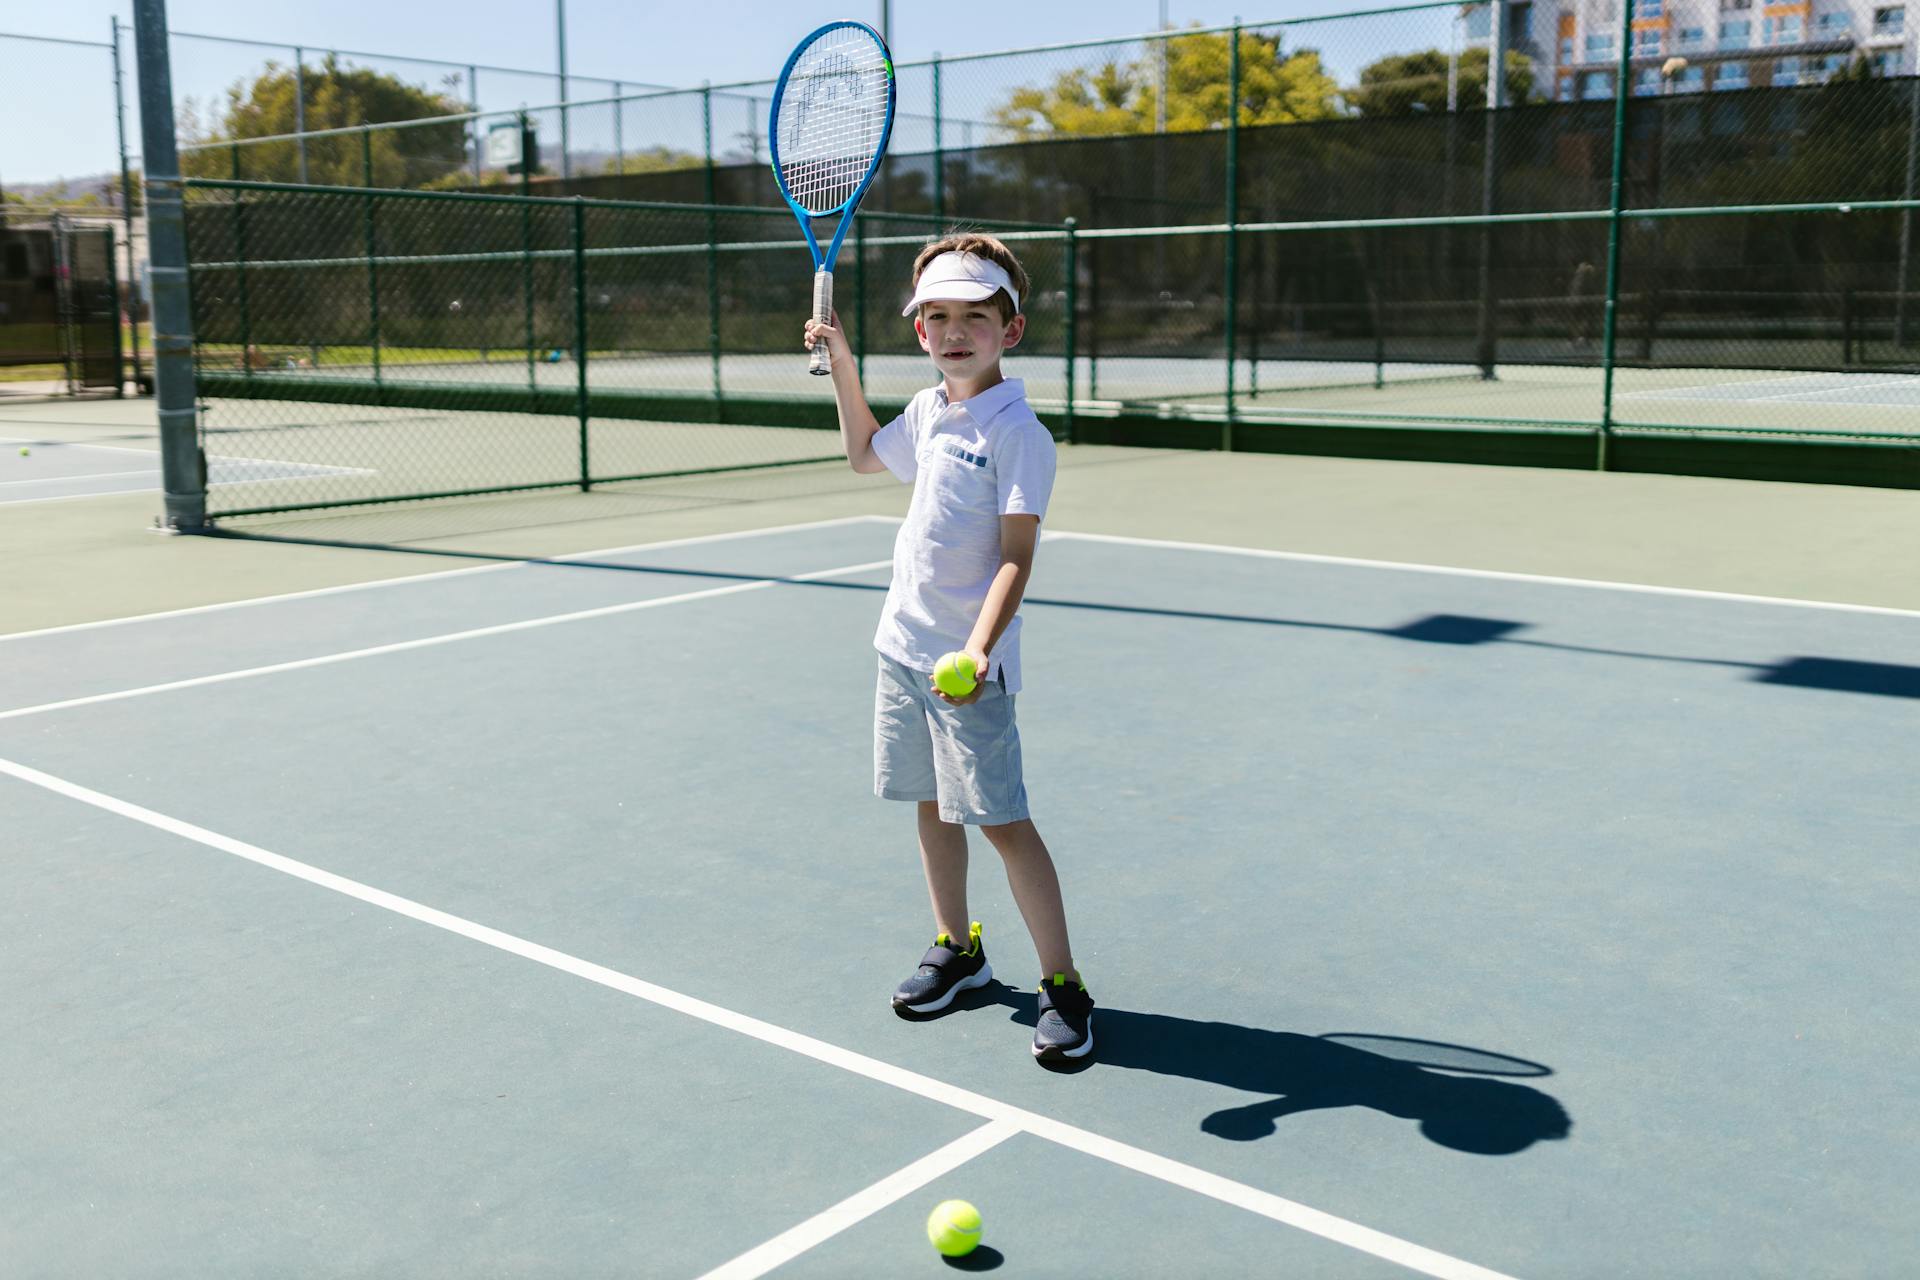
[926,1199,981,1257]
[933,651,978,699]
[18,447,27,457]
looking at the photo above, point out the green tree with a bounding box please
[1346,48,1539,116]
[180,57,470,188]
[991,28,1341,139]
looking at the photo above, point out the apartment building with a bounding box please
[1469,0,1914,98]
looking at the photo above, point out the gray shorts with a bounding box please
[874,653,1029,826]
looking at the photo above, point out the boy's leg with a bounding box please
[919,800,971,944]
[981,818,1076,982]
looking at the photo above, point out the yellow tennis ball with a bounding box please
[932,652,978,698]
[926,1199,981,1257]
[17,447,28,457]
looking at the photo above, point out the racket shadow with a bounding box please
[969,984,1572,1155]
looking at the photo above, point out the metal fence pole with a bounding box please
[294,46,308,183]
[363,127,381,389]
[1474,0,1508,379]
[235,190,251,382]
[131,0,205,530]
[1063,218,1077,443]
[614,81,624,175]
[470,67,482,186]
[1897,76,1919,347]
[703,84,723,404]
[1222,19,1240,450]
[932,53,945,220]
[111,17,141,395]
[573,198,590,489]
[556,0,571,181]
[1597,0,1636,470]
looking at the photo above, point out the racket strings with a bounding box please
[776,28,890,214]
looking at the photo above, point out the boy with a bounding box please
[803,234,1093,1063]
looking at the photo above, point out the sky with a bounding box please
[1,0,1432,187]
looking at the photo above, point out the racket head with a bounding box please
[769,21,896,236]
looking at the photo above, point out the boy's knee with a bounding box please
[980,818,1034,848]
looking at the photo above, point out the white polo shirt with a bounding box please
[869,378,1057,693]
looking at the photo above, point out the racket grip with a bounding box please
[809,269,834,376]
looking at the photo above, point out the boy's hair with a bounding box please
[910,233,1031,324]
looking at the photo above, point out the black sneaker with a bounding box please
[891,922,992,1014]
[1033,974,1094,1061]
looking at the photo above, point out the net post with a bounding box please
[1597,0,1635,471]
[294,47,308,184]
[702,84,722,405]
[1063,218,1078,444]
[573,197,590,491]
[1223,19,1240,451]
[933,53,945,221]
[131,0,206,531]
[111,17,142,395]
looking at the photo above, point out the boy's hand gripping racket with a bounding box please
[769,22,896,375]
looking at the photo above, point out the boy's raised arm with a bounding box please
[804,311,889,474]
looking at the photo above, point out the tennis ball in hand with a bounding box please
[933,652,978,698]
[926,1199,982,1257]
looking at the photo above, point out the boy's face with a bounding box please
[915,299,1025,382]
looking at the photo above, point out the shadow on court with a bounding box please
[916,984,1573,1157]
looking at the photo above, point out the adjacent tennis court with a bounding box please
[5,511,1916,1276]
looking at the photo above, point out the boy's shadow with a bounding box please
[954,983,1572,1156]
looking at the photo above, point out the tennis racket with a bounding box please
[769,21,896,375]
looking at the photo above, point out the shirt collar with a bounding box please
[931,378,1025,426]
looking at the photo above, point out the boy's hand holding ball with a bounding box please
[932,650,987,705]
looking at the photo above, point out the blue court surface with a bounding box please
[4,514,1917,1277]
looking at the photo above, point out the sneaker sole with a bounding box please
[892,963,992,1014]
[1033,1018,1094,1061]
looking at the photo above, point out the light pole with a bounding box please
[556,0,570,179]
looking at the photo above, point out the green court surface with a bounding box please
[4,512,1918,1277]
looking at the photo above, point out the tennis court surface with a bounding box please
[5,509,1917,1278]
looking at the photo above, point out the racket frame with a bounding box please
[768,20,897,375]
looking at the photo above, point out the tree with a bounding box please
[180,57,470,188]
[991,28,1341,140]
[1346,48,1539,117]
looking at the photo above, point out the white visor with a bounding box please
[900,251,1020,317]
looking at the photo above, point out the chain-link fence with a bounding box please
[181,181,1061,518]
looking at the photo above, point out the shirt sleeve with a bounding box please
[994,416,1057,519]
[869,407,918,484]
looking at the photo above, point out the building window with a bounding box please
[1559,76,1578,100]
[1587,32,1617,56]
[1635,67,1664,93]
[1580,69,1615,97]
[1720,0,1751,10]
[1775,56,1803,83]
[1872,6,1905,35]
[1511,3,1535,42]
[1873,49,1904,73]
[1637,27,1664,52]
[1720,18,1753,46]
[1465,4,1492,38]
[1560,35,1576,62]
[1677,24,1707,45]
[1715,63,1751,87]
[1763,14,1803,42]
[1642,0,1665,16]
[1815,11,1850,34]
[1679,64,1707,88]
[1811,52,1846,78]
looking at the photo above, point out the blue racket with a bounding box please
[769,21,896,375]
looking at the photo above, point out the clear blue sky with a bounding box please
[2,0,1422,187]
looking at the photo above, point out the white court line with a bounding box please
[0,515,892,644]
[1044,529,1920,620]
[0,754,1519,1280]
[0,469,156,487]
[697,1121,1020,1280]
[0,554,894,723]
